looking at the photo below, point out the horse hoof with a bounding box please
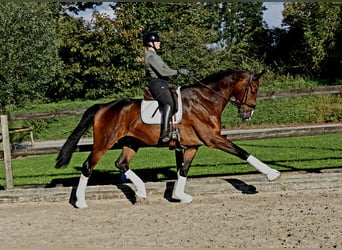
[175,193,193,203]
[267,170,281,182]
[136,196,148,205]
[75,200,88,208]
[136,190,147,199]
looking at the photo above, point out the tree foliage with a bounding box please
[49,13,121,100]
[53,2,269,100]
[0,2,341,110]
[0,3,60,111]
[269,2,341,75]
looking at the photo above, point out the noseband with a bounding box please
[230,73,256,110]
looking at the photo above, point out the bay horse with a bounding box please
[55,69,280,208]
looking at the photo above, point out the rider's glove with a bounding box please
[178,68,190,76]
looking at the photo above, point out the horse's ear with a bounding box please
[254,70,266,80]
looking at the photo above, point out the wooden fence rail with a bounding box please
[1,85,342,189]
[257,85,342,100]
[8,108,86,121]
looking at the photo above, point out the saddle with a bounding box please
[143,87,179,114]
[141,87,182,125]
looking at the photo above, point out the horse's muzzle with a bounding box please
[238,108,254,121]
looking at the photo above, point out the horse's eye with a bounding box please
[251,86,258,95]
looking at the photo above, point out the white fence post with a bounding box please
[1,115,13,189]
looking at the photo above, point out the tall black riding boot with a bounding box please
[160,105,172,143]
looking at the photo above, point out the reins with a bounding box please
[189,75,230,102]
[188,73,255,109]
[153,72,256,109]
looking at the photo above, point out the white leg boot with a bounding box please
[174,174,192,203]
[247,155,280,181]
[75,174,89,208]
[125,169,147,198]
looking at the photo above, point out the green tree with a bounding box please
[128,2,220,82]
[112,2,267,86]
[0,3,60,111]
[50,12,121,100]
[206,2,267,71]
[52,2,269,101]
[281,2,341,75]
[53,2,220,100]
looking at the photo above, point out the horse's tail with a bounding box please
[55,103,102,168]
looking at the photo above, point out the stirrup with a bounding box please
[160,131,172,143]
[170,128,179,141]
[160,128,179,143]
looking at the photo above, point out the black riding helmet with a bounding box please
[143,32,160,47]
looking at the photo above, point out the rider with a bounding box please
[143,31,189,143]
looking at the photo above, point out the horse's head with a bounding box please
[231,70,265,121]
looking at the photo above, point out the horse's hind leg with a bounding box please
[75,154,91,208]
[115,146,146,198]
[74,146,111,208]
[173,147,198,203]
[74,149,107,208]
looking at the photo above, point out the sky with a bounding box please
[263,2,284,28]
[77,2,284,28]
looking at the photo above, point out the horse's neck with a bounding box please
[182,86,228,114]
[203,81,232,106]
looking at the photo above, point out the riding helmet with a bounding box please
[143,32,160,46]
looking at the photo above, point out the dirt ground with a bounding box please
[1,183,341,248]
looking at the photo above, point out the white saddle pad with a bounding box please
[141,87,182,124]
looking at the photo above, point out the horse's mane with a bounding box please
[201,69,245,85]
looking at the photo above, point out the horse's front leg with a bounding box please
[173,147,198,203]
[246,155,280,181]
[213,136,280,181]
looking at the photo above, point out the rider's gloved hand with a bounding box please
[178,68,190,76]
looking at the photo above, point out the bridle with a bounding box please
[190,73,256,109]
[230,73,256,110]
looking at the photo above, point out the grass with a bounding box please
[1,133,341,188]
